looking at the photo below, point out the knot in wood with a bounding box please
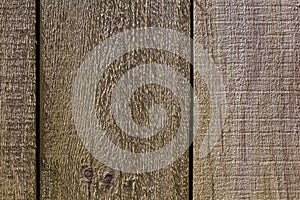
[82,167,93,181]
[102,171,113,184]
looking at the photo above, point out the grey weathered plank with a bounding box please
[40,0,190,199]
[194,0,300,199]
[0,0,36,199]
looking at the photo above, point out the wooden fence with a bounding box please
[0,0,299,199]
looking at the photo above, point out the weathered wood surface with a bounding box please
[0,0,36,199]
[1,0,299,199]
[40,0,189,199]
[194,0,300,199]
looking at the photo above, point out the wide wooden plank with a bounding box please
[194,0,300,199]
[0,0,36,199]
[40,0,190,199]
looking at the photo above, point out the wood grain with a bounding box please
[40,0,190,199]
[194,0,300,199]
[0,0,36,199]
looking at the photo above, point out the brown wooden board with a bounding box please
[194,0,300,199]
[0,0,36,199]
[1,0,299,199]
[40,0,190,199]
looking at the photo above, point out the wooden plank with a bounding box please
[40,0,190,199]
[0,0,36,199]
[194,0,300,199]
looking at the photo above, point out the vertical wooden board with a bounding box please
[40,0,190,199]
[194,0,300,199]
[0,0,36,199]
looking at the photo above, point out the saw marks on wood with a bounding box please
[0,0,36,199]
[194,0,300,199]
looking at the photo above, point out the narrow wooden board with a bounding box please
[0,0,36,199]
[40,1,190,199]
[194,0,300,199]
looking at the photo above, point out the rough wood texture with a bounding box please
[0,0,36,199]
[40,0,190,199]
[194,0,300,199]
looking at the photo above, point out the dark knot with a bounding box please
[81,166,93,182]
[102,171,113,184]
